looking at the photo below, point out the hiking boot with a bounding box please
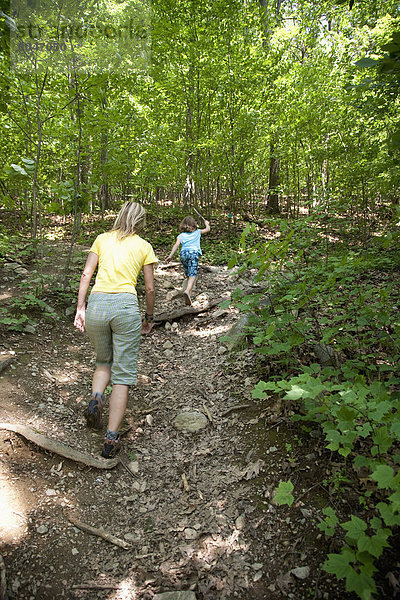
[84,392,104,429]
[101,434,120,459]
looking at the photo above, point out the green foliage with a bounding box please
[273,480,294,506]
[229,214,400,600]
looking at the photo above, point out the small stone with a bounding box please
[146,414,154,426]
[45,489,57,496]
[24,325,36,334]
[127,461,140,474]
[235,515,245,530]
[171,322,179,330]
[71,548,79,556]
[124,532,140,542]
[290,566,310,580]
[184,528,199,540]
[253,571,263,582]
[218,345,228,354]
[37,525,48,534]
[164,350,174,359]
[165,322,172,330]
[252,563,263,570]
[163,340,174,350]
[173,411,208,433]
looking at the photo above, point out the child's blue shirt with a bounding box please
[178,229,202,255]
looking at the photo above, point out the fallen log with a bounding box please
[156,261,180,270]
[154,295,228,324]
[68,516,131,550]
[0,423,119,469]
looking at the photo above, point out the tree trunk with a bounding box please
[267,142,279,214]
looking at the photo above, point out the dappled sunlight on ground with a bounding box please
[189,323,232,338]
[0,466,28,543]
[106,577,139,600]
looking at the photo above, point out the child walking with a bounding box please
[166,215,210,305]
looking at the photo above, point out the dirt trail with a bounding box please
[0,253,344,600]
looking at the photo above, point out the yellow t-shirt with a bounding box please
[89,230,158,295]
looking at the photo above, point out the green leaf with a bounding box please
[342,515,367,541]
[345,570,376,600]
[251,380,271,400]
[323,548,355,579]
[356,57,379,69]
[371,465,395,489]
[10,163,27,176]
[273,480,294,506]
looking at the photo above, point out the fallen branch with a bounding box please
[0,423,119,469]
[221,404,251,417]
[72,583,123,590]
[154,295,228,323]
[68,516,131,550]
[156,261,180,270]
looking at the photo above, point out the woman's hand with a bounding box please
[74,307,86,332]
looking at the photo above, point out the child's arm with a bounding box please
[166,237,181,262]
[200,220,210,234]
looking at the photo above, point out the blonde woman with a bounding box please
[74,202,157,458]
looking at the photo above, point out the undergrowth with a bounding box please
[227,214,400,600]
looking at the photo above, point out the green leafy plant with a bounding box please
[273,480,294,506]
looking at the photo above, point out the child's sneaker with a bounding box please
[83,392,104,429]
[101,434,120,459]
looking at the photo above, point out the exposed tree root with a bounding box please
[0,422,119,469]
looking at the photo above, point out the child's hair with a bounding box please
[180,216,197,232]
[112,201,146,239]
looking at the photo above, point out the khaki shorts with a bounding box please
[85,293,141,385]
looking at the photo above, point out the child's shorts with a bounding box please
[180,249,201,277]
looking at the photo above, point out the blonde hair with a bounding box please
[180,216,197,232]
[112,202,146,239]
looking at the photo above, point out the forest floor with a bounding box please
[0,237,361,600]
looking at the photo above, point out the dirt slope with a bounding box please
[0,256,351,600]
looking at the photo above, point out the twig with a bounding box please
[181,472,190,492]
[265,418,285,432]
[192,205,206,222]
[295,482,329,504]
[119,457,139,480]
[135,407,158,416]
[221,404,251,417]
[72,583,123,590]
[68,516,131,550]
[0,423,119,469]
[202,404,213,424]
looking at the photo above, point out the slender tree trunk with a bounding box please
[267,142,279,214]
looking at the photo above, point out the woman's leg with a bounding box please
[107,384,129,432]
[92,364,111,395]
